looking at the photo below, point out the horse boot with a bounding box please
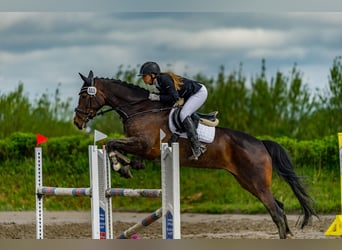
[108,151,133,178]
[182,116,206,160]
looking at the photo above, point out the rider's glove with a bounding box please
[173,98,184,107]
[148,93,160,101]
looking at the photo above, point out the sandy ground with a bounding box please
[0,211,340,239]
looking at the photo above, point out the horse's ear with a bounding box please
[79,72,91,86]
[88,70,94,79]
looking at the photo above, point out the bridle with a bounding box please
[74,83,113,124]
[74,80,172,125]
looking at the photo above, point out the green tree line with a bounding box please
[201,57,342,140]
[0,83,82,138]
[1,57,342,140]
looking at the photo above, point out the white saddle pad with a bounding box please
[168,108,215,143]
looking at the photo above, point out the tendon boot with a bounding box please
[182,116,206,160]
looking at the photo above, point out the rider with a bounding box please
[138,61,208,160]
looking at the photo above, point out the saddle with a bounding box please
[171,107,219,133]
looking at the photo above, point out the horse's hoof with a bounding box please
[112,162,122,171]
[287,230,294,238]
[118,165,133,178]
[286,234,293,239]
[109,152,121,171]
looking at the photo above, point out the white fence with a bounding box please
[35,139,180,239]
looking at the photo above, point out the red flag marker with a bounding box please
[36,134,48,146]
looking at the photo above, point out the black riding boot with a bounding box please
[182,116,206,160]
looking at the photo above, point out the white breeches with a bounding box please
[180,85,208,122]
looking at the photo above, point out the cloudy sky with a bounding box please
[1,9,342,103]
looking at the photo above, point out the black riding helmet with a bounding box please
[138,61,160,76]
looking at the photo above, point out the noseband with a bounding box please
[74,85,113,124]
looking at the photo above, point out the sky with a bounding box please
[1,7,342,103]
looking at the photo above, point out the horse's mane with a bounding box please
[94,76,170,109]
[95,77,149,96]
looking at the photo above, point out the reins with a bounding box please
[75,85,172,122]
[115,105,172,122]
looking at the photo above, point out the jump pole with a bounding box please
[324,132,342,236]
[113,130,181,239]
[116,208,163,239]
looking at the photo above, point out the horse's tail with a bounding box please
[262,139,318,228]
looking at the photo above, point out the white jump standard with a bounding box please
[115,142,181,239]
[35,135,181,239]
[35,145,111,239]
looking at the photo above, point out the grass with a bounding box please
[0,155,340,214]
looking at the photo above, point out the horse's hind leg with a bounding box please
[258,190,288,239]
[234,174,288,238]
[276,199,293,236]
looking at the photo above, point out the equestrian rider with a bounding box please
[138,61,208,160]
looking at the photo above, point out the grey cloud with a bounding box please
[2,0,342,11]
[0,12,341,102]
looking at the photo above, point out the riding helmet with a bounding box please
[138,61,160,76]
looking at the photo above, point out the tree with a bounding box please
[0,83,81,138]
[307,56,342,138]
[204,64,249,130]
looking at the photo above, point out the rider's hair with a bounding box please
[162,71,183,90]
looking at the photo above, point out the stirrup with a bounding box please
[200,144,207,153]
[188,151,202,160]
[188,144,207,160]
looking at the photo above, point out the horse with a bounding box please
[73,70,317,239]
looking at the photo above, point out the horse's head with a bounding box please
[74,70,106,129]
[74,70,157,129]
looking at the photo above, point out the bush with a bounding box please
[0,133,340,213]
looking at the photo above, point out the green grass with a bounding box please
[0,154,340,214]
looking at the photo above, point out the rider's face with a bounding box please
[142,74,154,85]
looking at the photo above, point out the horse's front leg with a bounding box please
[106,137,151,178]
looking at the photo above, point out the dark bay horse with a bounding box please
[73,71,317,239]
